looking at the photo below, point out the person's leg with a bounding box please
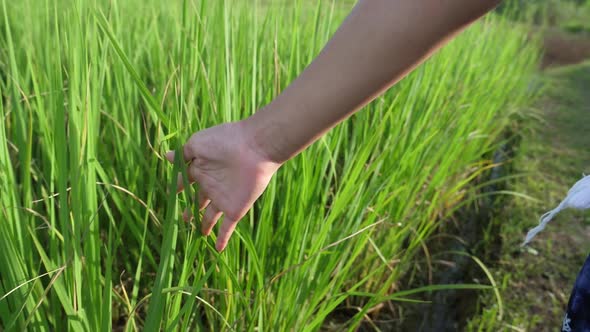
[562,254,590,332]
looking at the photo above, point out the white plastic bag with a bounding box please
[523,175,590,246]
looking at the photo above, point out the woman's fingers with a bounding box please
[165,151,175,163]
[166,150,199,193]
[166,152,211,222]
[202,204,222,236]
[182,208,192,222]
[198,190,211,210]
[167,149,238,251]
[166,150,192,193]
[182,190,211,222]
[164,144,196,163]
[175,172,194,193]
[176,162,204,193]
[216,217,238,252]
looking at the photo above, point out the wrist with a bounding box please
[240,108,289,165]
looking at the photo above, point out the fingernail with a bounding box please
[165,151,174,162]
[216,243,225,252]
[183,209,194,222]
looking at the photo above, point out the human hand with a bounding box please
[165,121,281,251]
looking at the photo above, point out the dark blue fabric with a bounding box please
[563,253,590,332]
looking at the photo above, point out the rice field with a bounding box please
[0,0,541,330]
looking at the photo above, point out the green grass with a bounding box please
[466,62,590,331]
[507,0,590,33]
[0,0,540,330]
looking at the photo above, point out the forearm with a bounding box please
[245,0,501,164]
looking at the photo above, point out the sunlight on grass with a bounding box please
[0,0,540,330]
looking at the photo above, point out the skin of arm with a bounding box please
[166,0,502,251]
[246,0,502,164]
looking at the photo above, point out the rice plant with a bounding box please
[0,0,540,330]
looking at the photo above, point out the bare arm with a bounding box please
[169,0,501,251]
[246,0,501,163]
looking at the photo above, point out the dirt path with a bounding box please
[542,30,590,68]
[466,60,590,331]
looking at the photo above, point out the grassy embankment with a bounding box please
[467,60,590,331]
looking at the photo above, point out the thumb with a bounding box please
[165,151,175,163]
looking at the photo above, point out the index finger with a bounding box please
[182,142,195,162]
[165,147,194,164]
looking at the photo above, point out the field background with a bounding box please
[1,0,586,331]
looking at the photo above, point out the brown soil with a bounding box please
[541,29,590,68]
